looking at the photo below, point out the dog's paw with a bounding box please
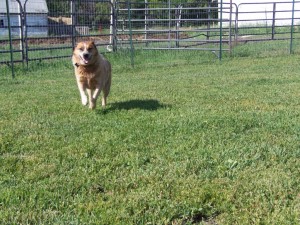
[102,98,106,107]
[89,99,96,110]
[81,96,88,106]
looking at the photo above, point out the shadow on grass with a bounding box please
[98,99,170,114]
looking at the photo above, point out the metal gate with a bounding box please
[1,0,233,67]
[2,1,300,78]
[115,0,235,57]
[1,0,115,74]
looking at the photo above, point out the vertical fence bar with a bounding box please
[16,0,27,66]
[229,0,232,55]
[127,0,134,67]
[24,0,29,68]
[109,0,114,50]
[145,0,149,47]
[71,0,76,50]
[112,0,117,52]
[219,0,223,61]
[175,5,182,48]
[271,3,276,40]
[17,1,22,58]
[235,4,239,43]
[168,0,171,49]
[5,0,15,78]
[290,0,295,54]
[207,1,211,41]
[16,0,25,66]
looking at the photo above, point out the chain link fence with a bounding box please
[1,0,300,77]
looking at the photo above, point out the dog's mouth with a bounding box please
[80,54,91,65]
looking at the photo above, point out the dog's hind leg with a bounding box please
[102,90,109,107]
[101,95,107,107]
[102,75,111,107]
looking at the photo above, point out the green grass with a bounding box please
[1,51,300,224]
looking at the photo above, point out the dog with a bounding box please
[72,41,111,109]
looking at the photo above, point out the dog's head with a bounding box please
[73,41,98,66]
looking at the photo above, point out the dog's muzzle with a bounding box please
[81,52,90,64]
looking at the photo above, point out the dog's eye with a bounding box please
[87,48,93,51]
[79,48,84,51]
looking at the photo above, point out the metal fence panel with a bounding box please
[1,0,300,77]
[116,0,233,54]
[0,0,114,66]
[231,1,300,56]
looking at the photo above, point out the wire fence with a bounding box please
[1,0,300,77]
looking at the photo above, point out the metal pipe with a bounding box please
[15,0,25,66]
[127,0,134,67]
[272,3,276,40]
[5,0,15,78]
[168,0,171,49]
[229,0,232,55]
[144,0,149,47]
[109,0,114,50]
[24,0,29,68]
[71,0,76,49]
[290,0,295,54]
[118,7,226,11]
[219,0,223,61]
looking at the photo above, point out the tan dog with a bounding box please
[72,41,111,109]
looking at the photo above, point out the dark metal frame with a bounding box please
[1,0,300,78]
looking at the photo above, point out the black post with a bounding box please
[24,0,29,68]
[271,3,276,40]
[6,0,15,78]
[207,1,211,41]
[127,0,134,67]
[71,0,76,49]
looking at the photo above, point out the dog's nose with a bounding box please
[83,53,89,59]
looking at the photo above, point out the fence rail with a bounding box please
[1,0,300,77]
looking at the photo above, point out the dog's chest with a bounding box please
[76,67,99,89]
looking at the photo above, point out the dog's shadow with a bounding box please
[99,99,169,114]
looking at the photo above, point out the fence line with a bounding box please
[116,1,231,53]
[1,0,115,69]
[1,0,300,77]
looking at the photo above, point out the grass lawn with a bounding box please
[0,51,300,224]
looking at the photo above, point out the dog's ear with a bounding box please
[91,41,96,48]
[73,43,78,51]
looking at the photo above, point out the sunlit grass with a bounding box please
[1,52,300,224]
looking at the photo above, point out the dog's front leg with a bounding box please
[87,88,97,109]
[77,81,88,106]
[91,87,103,108]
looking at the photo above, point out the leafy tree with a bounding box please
[46,0,70,17]
[45,0,218,27]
